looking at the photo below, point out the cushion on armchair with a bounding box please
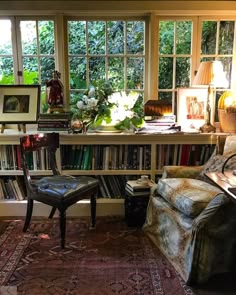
[157,178,222,217]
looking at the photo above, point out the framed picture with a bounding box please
[0,85,40,123]
[177,87,209,131]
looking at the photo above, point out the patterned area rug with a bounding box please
[0,217,194,295]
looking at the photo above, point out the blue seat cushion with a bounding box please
[32,175,98,199]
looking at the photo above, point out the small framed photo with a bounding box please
[177,87,208,131]
[0,85,40,123]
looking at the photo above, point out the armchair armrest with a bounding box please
[162,165,204,179]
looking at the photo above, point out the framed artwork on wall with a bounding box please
[0,85,40,123]
[177,87,209,131]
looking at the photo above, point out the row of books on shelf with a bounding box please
[0,176,26,201]
[0,175,138,200]
[95,175,135,198]
[157,143,215,168]
[0,143,215,171]
[60,144,151,170]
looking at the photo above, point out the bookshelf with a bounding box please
[0,130,219,217]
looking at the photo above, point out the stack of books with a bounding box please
[136,115,181,134]
[37,113,71,132]
[125,179,154,196]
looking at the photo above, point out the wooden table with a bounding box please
[205,171,236,201]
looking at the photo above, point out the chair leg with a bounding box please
[49,207,56,219]
[90,193,97,229]
[59,210,66,249]
[23,199,34,232]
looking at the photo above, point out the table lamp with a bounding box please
[192,60,228,133]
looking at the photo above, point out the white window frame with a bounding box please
[63,15,149,103]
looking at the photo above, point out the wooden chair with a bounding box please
[20,132,99,248]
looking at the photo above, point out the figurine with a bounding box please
[46,70,64,107]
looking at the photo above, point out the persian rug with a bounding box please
[0,216,194,295]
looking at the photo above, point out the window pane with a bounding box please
[68,21,86,55]
[201,21,217,55]
[88,21,105,55]
[108,57,124,89]
[219,21,235,55]
[159,57,173,89]
[218,56,231,88]
[67,19,145,98]
[127,57,144,89]
[40,57,55,81]
[69,57,87,89]
[89,57,105,82]
[39,20,55,55]
[176,21,192,54]
[158,92,173,102]
[159,21,174,55]
[0,20,12,55]
[22,57,39,84]
[0,57,14,84]
[127,21,145,54]
[176,57,190,87]
[21,21,37,55]
[108,21,124,54]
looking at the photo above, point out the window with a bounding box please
[158,18,194,112]
[66,18,146,101]
[157,16,236,122]
[0,19,15,85]
[0,17,56,111]
[198,18,235,121]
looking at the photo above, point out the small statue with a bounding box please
[46,70,64,107]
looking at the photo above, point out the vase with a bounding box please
[71,120,88,134]
[96,124,122,133]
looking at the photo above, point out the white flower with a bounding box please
[88,87,95,97]
[87,97,98,108]
[108,91,139,110]
[108,92,120,104]
[77,101,84,109]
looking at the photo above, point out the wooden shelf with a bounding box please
[0,130,222,217]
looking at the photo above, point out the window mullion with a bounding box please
[123,21,127,92]
[105,20,108,81]
[14,17,23,84]
[86,21,89,88]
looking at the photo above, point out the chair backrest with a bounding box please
[20,133,60,187]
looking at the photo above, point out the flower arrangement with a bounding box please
[70,81,114,127]
[70,81,144,131]
[106,91,144,130]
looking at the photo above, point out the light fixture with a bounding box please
[192,60,228,133]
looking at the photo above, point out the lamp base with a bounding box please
[200,122,216,133]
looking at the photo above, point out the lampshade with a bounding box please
[192,60,228,88]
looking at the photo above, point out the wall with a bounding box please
[0,1,236,15]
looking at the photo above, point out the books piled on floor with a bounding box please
[125,179,155,196]
[37,113,71,132]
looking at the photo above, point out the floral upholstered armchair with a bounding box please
[143,135,236,286]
